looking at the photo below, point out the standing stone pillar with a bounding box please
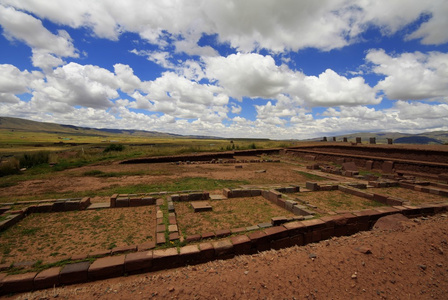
[370,137,376,144]
[356,137,362,144]
[343,137,348,142]
[387,138,393,144]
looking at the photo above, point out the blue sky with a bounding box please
[0,1,448,139]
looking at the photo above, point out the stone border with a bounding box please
[1,203,447,295]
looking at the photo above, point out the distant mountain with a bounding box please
[0,116,220,139]
[394,136,442,144]
[311,131,448,144]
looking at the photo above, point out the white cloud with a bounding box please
[3,0,446,53]
[302,69,381,106]
[0,4,78,70]
[205,53,290,100]
[367,49,448,101]
[31,63,118,111]
[205,53,380,107]
[0,64,43,94]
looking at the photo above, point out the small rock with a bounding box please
[418,264,427,271]
[351,272,357,279]
[169,287,175,292]
[438,247,444,255]
[356,246,372,254]
[436,263,443,267]
[309,253,317,259]
[244,271,249,275]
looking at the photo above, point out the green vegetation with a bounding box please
[295,170,327,181]
[103,143,125,153]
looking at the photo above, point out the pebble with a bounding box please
[244,271,249,275]
[418,264,427,271]
[351,272,357,279]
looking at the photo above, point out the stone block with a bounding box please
[115,197,129,208]
[125,251,153,274]
[215,228,231,238]
[283,221,306,236]
[129,197,144,207]
[169,194,180,202]
[285,200,297,211]
[373,194,389,205]
[248,231,270,252]
[223,188,232,198]
[271,237,292,250]
[230,235,252,255]
[88,250,111,258]
[212,240,234,258]
[179,245,201,264]
[1,272,37,294]
[168,224,178,233]
[138,241,155,252]
[342,162,358,171]
[290,234,304,246]
[36,203,53,213]
[156,198,164,206]
[271,216,288,226]
[152,248,179,271]
[110,194,118,208]
[111,245,137,255]
[382,161,394,173]
[230,227,247,234]
[52,200,66,212]
[169,232,180,241]
[306,182,319,191]
[277,198,286,209]
[60,262,90,284]
[65,200,81,211]
[34,267,61,290]
[80,197,91,210]
[201,231,215,240]
[264,226,288,240]
[88,255,125,281]
[156,224,165,233]
[185,234,201,243]
[191,201,212,212]
[156,232,166,245]
[198,242,215,262]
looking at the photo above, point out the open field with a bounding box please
[175,197,296,236]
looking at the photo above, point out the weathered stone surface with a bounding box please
[60,262,90,284]
[115,197,129,208]
[168,224,178,232]
[156,232,166,244]
[230,235,252,255]
[88,255,125,281]
[283,221,305,236]
[382,161,394,174]
[88,250,111,258]
[198,242,215,262]
[125,251,153,274]
[156,224,165,233]
[305,182,319,191]
[212,240,234,258]
[342,162,358,171]
[169,232,180,240]
[179,245,201,264]
[1,272,37,293]
[271,216,288,226]
[185,234,201,243]
[215,228,231,238]
[137,241,156,251]
[264,226,288,240]
[111,245,137,255]
[152,248,179,270]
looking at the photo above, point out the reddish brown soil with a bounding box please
[0,158,309,202]
[370,187,448,205]
[10,214,448,300]
[0,207,155,264]
[175,197,296,235]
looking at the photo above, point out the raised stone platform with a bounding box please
[191,201,212,212]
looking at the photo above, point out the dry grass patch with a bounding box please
[175,196,295,236]
[0,206,155,264]
[370,187,448,205]
[296,190,383,213]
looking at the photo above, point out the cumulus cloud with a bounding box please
[3,0,447,52]
[205,53,290,100]
[32,63,118,111]
[205,53,380,107]
[0,5,78,70]
[367,49,448,101]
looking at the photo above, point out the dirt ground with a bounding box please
[0,157,310,201]
[175,197,296,236]
[0,207,155,264]
[7,213,447,300]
